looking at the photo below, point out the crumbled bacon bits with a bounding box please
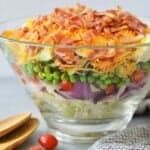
[11,4,148,46]
[54,47,79,65]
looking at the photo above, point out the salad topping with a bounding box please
[3,4,148,45]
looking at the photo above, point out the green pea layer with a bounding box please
[23,60,150,87]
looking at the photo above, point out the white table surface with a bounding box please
[0,77,150,150]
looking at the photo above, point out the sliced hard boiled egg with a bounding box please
[35,47,53,61]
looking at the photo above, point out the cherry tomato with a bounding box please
[105,84,117,95]
[59,81,74,91]
[30,144,43,150]
[38,134,58,150]
[131,69,145,83]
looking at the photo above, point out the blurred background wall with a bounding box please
[0,0,149,77]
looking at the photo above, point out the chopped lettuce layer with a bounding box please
[32,91,138,119]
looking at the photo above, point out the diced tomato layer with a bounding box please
[59,81,74,91]
[105,84,117,95]
[131,69,145,83]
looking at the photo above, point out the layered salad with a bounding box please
[1,4,150,119]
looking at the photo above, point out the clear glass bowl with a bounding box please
[0,18,150,143]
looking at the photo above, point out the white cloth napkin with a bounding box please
[89,126,150,150]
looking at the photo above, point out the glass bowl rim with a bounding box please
[1,16,150,49]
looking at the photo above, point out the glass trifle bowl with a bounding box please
[1,4,150,143]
